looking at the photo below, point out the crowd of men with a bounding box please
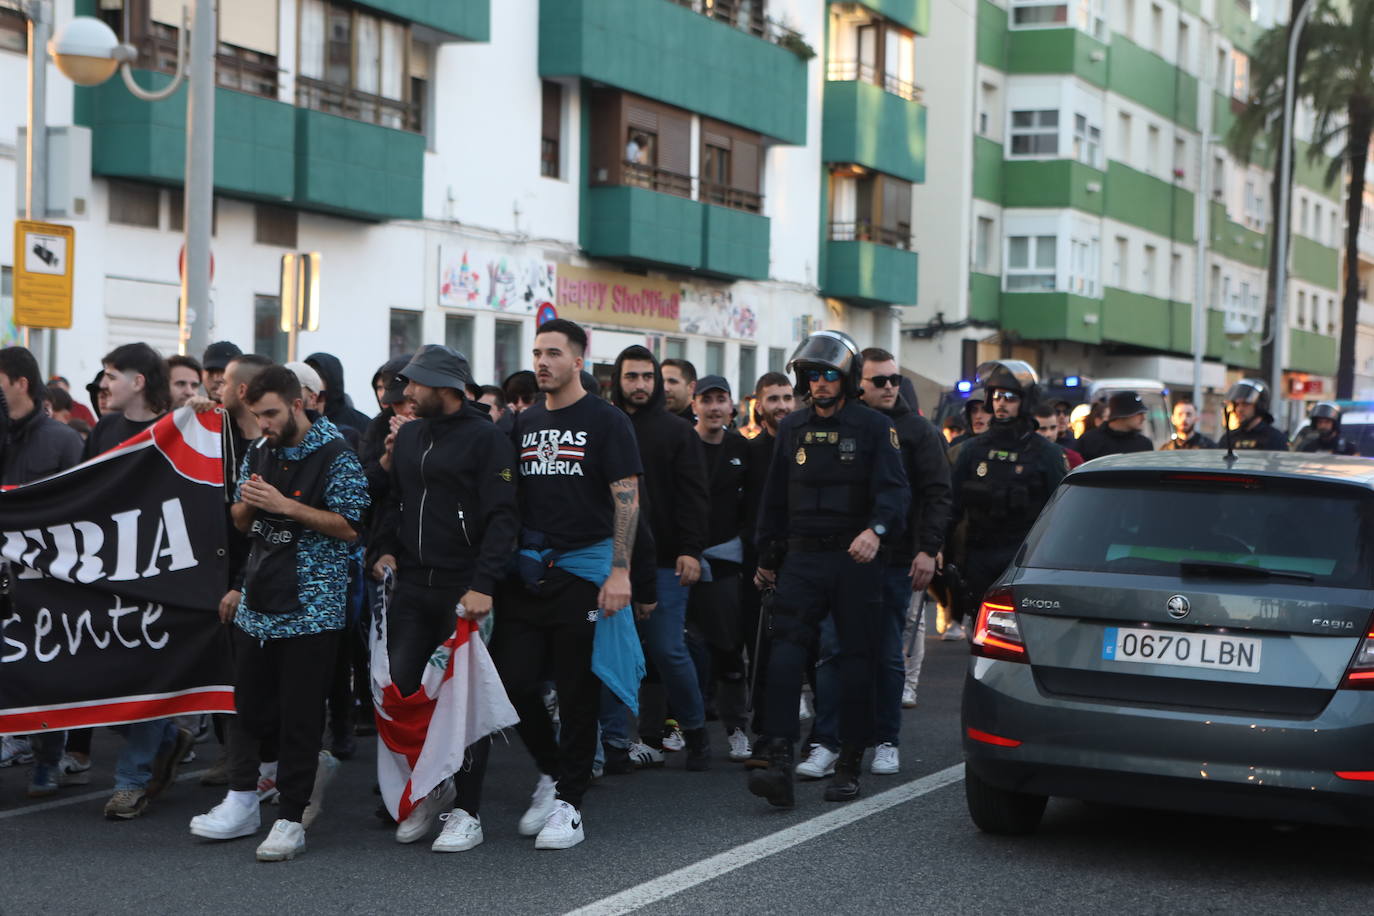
[0,324,1359,862]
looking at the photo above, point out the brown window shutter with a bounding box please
[659,112,691,176]
[733,139,760,193]
[703,128,731,149]
[542,81,561,141]
[627,105,659,132]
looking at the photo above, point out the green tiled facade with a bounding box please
[75,71,295,202]
[1289,328,1339,375]
[1005,29,1108,86]
[1106,36,1198,131]
[584,187,705,272]
[360,0,489,39]
[1002,160,1104,213]
[539,0,808,144]
[968,272,1001,321]
[293,110,424,220]
[1100,287,1192,353]
[700,205,771,281]
[1000,292,1103,344]
[822,80,927,183]
[823,241,918,307]
[1103,163,1195,243]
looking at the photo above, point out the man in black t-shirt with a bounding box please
[493,319,643,851]
[85,343,172,458]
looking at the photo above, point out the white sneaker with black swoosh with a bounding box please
[534,800,584,850]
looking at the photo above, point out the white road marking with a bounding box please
[0,768,209,820]
[566,763,965,916]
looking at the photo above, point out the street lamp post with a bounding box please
[22,0,51,364]
[1269,0,1317,421]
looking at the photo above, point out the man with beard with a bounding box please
[747,331,909,808]
[191,365,369,861]
[1215,379,1289,451]
[493,319,643,850]
[369,346,519,851]
[1162,400,1215,450]
[949,361,1067,636]
[1294,402,1360,455]
[610,345,712,768]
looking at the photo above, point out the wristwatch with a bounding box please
[872,523,888,538]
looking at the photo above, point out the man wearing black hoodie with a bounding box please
[611,345,712,769]
[1074,391,1155,461]
[306,352,372,442]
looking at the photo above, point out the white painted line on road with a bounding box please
[566,762,965,916]
[0,767,209,820]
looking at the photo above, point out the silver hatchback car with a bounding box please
[962,450,1374,834]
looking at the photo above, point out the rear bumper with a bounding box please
[963,657,1374,828]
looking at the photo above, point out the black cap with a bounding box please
[1107,391,1146,420]
[397,345,474,391]
[694,374,731,397]
[202,341,242,371]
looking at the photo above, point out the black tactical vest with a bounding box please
[785,422,869,537]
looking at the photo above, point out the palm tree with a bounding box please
[1228,0,1374,400]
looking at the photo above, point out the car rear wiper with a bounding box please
[1179,561,1314,582]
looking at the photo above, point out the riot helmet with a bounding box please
[788,330,863,403]
[1310,401,1341,435]
[1225,378,1271,425]
[973,359,1040,430]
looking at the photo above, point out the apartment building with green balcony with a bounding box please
[903,0,1341,412]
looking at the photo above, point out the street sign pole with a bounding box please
[23,0,52,362]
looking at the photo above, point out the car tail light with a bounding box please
[971,588,1027,663]
[1340,615,1374,689]
[967,727,1022,748]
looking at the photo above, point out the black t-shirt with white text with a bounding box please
[515,393,643,549]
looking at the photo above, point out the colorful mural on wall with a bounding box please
[438,246,554,314]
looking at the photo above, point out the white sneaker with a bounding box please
[1,736,33,768]
[518,774,558,837]
[662,720,685,752]
[901,685,919,709]
[871,743,900,775]
[432,808,484,853]
[255,818,305,862]
[59,752,92,785]
[534,799,584,850]
[301,751,341,829]
[795,744,839,779]
[628,742,665,768]
[395,778,457,844]
[941,622,966,642]
[726,728,752,762]
[191,794,261,840]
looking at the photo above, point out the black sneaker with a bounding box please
[331,732,357,761]
[146,727,195,800]
[602,742,633,776]
[746,738,794,808]
[823,745,864,803]
[684,727,711,772]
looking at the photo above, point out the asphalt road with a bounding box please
[4,636,1372,915]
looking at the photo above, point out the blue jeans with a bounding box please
[641,569,705,731]
[113,719,178,791]
[598,685,632,750]
[811,565,909,749]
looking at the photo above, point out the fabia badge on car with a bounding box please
[1166,595,1191,620]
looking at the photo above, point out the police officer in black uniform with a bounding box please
[1215,378,1289,451]
[949,361,1067,626]
[748,331,909,808]
[1294,401,1360,455]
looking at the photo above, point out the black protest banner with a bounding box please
[0,408,234,734]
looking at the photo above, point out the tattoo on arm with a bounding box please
[610,477,639,570]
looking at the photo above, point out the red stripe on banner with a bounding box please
[0,690,236,734]
[153,413,223,485]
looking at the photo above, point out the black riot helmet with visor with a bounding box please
[974,359,1041,432]
[1225,377,1272,424]
[1310,401,1342,436]
[788,330,864,403]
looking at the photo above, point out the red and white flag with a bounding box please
[370,570,520,822]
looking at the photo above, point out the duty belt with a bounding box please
[788,533,863,552]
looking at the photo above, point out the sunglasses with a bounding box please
[865,374,903,388]
[990,391,1022,403]
[805,368,843,383]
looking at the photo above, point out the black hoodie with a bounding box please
[306,351,372,440]
[610,347,710,567]
[881,399,952,561]
[1215,413,1289,451]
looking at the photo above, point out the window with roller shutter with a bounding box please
[700,119,764,213]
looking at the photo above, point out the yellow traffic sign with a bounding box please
[13,220,74,329]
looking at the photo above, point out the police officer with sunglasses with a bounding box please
[948,360,1068,637]
[747,331,909,809]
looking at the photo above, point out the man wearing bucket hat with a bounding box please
[1075,391,1155,461]
[369,345,520,852]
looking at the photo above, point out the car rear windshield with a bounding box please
[1020,476,1374,588]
